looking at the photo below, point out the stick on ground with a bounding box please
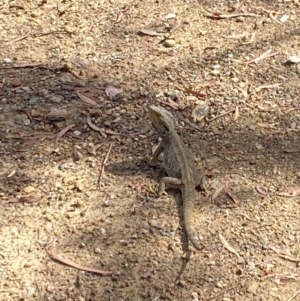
[98,143,113,187]
[47,249,114,276]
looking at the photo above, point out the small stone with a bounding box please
[163,39,176,47]
[140,221,150,230]
[247,281,258,294]
[192,101,210,122]
[55,182,62,189]
[24,261,33,268]
[58,163,65,170]
[75,180,84,191]
[287,55,300,64]
[211,69,220,76]
[94,248,101,254]
[51,95,64,103]
[76,199,84,207]
[216,282,225,288]
[236,16,245,22]
[46,285,55,293]
[31,109,41,117]
[25,283,36,296]
[3,58,12,63]
[280,14,289,23]
[103,199,111,207]
[22,86,30,92]
[24,186,35,194]
[11,226,18,235]
[38,89,49,97]
[165,13,176,19]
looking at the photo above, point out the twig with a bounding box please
[5,30,72,44]
[269,12,282,25]
[287,288,300,301]
[247,49,279,64]
[0,63,42,69]
[207,109,235,125]
[47,249,114,276]
[205,13,258,19]
[98,143,113,187]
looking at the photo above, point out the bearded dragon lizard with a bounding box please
[149,105,206,251]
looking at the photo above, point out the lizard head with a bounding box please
[149,105,176,138]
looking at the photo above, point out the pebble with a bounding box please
[247,281,258,294]
[29,97,40,105]
[166,13,176,19]
[236,16,245,22]
[24,186,35,194]
[25,283,36,296]
[22,86,30,92]
[163,39,176,47]
[31,109,41,117]
[11,226,19,236]
[103,199,111,207]
[3,58,12,63]
[23,119,30,125]
[51,95,64,103]
[38,88,49,97]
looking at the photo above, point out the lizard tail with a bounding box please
[182,188,203,251]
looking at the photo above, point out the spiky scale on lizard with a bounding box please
[149,105,206,251]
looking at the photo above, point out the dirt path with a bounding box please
[1,1,300,300]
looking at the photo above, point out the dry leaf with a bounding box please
[277,187,300,197]
[185,87,206,98]
[105,129,120,136]
[226,187,239,204]
[212,184,225,201]
[55,124,75,145]
[270,246,300,262]
[256,185,268,195]
[219,233,240,258]
[87,143,103,155]
[7,195,41,204]
[170,21,185,34]
[234,106,239,121]
[105,85,123,97]
[76,91,101,108]
[71,57,93,71]
[115,10,125,23]
[86,115,107,138]
[138,28,162,36]
[132,262,142,280]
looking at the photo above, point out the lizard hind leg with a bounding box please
[157,177,182,197]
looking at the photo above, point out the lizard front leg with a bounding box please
[149,140,164,166]
[157,177,182,196]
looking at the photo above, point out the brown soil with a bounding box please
[1,1,300,300]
